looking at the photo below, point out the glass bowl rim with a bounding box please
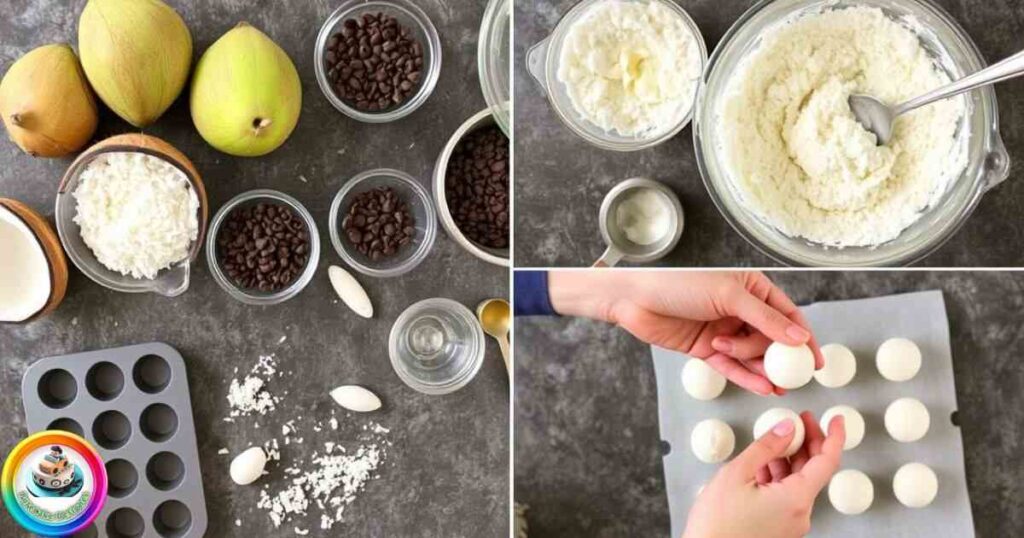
[313,0,443,123]
[205,189,321,305]
[328,167,438,278]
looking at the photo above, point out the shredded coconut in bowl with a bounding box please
[717,6,968,247]
[73,151,199,279]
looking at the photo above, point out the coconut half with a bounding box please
[0,204,52,322]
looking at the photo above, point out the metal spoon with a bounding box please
[850,49,1024,145]
[477,298,510,374]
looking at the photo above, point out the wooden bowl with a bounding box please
[0,198,68,322]
[58,133,209,262]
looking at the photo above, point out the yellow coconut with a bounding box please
[0,44,98,157]
[78,0,192,127]
[190,22,301,157]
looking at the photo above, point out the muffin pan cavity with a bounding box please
[21,342,208,537]
[107,507,145,538]
[140,403,178,443]
[87,361,125,401]
[134,355,171,394]
[48,416,85,436]
[147,452,185,491]
[153,500,192,538]
[93,410,132,450]
[107,459,139,498]
[38,368,77,408]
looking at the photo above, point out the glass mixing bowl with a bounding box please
[526,0,707,151]
[694,0,1010,267]
[206,190,321,305]
[478,0,510,136]
[329,168,437,277]
[54,135,208,297]
[314,0,442,123]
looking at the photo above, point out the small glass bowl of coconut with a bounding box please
[54,133,208,297]
[314,0,442,122]
[0,199,68,323]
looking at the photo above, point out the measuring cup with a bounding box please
[595,177,684,267]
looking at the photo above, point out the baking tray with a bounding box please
[21,342,208,538]
[653,290,974,537]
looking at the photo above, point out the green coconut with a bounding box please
[78,0,192,127]
[190,22,302,157]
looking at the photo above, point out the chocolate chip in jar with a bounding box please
[325,12,425,112]
[216,202,311,292]
[341,186,415,261]
[445,125,509,249]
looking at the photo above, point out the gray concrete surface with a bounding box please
[514,271,1024,537]
[0,1,508,536]
[514,0,1024,267]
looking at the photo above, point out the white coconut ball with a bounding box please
[815,343,857,388]
[876,337,922,382]
[690,418,735,464]
[752,407,805,457]
[829,469,874,515]
[893,462,939,508]
[681,358,727,401]
[820,405,865,450]
[764,342,815,389]
[885,397,930,443]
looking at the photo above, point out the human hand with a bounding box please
[547,271,823,395]
[683,412,846,538]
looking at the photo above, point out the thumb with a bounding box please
[728,419,796,480]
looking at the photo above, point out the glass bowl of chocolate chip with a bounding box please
[329,168,437,277]
[315,0,442,122]
[433,108,510,267]
[206,190,320,305]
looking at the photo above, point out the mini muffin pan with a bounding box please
[653,290,974,537]
[21,342,207,538]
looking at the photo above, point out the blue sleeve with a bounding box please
[514,271,558,316]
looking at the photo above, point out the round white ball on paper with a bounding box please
[815,343,857,388]
[829,469,874,515]
[820,405,865,450]
[681,358,726,401]
[764,342,815,389]
[893,462,938,508]
[752,407,804,457]
[876,337,922,382]
[690,418,735,464]
[885,397,930,443]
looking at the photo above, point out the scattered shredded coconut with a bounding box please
[227,355,282,417]
[73,151,200,279]
[257,440,386,530]
[218,448,229,455]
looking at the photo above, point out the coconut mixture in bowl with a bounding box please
[718,6,968,247]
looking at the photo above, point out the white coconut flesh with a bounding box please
[0,205,51,322]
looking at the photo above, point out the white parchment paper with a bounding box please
[653,290,974,537]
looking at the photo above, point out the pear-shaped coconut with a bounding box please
[78,0,192,127]
[190,22,302,157]
[0,44,98,157]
